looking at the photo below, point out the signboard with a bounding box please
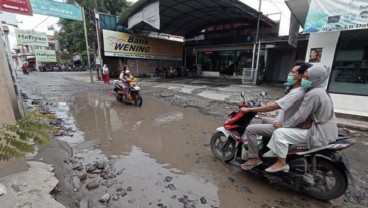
[29,0,82,21]
[0,11,18,27]
[16,29,48,46]
[103,30,183,61]
[305,0,368,33]
[0,0,32,16]
[35,49,56,62]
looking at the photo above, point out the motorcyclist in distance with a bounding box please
[121,69,134,99]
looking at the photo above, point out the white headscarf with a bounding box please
[102,64,108,72]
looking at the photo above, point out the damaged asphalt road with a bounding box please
[12,72,368,208]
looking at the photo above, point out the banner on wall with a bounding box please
[304,0,368,33]
[16,30,48,46]
[102,30,183,61]
[35,49,56,62]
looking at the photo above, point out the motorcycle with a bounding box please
[22,68,29,75]
[210,92,355,200]
[112,78,143,107]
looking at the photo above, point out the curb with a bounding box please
[337,122,368,132]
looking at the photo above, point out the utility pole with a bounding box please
[74,1,93,82]
[82,7,93,83]
[251,0,262,85]
[94,0,102,80]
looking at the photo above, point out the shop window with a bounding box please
[328,30,368,96]
[197,49,256,75]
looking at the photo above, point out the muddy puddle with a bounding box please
[50,91,335,208]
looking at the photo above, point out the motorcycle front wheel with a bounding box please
[304,159,348,200]
[133,93,143,107]
[210,132,236,163]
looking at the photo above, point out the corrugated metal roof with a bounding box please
[119,0,277,37]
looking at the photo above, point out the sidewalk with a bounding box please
[66,72,368,132]
[0,161,65,208]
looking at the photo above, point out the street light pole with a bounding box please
[82,7,93,83]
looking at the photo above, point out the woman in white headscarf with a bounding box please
[102,64,110,84]
[265,65,338,173]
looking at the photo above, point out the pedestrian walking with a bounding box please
[102,64,110,84]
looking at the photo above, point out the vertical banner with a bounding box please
[288,14,299,47]
[35,49,56,62]
[15,29,48,46]
[305,0,368,33]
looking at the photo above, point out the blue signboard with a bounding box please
[305,0,368,33]
[29,0,82,21]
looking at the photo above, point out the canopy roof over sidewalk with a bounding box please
[118,0,277,37]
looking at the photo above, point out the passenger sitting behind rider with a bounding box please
[121,68,134,98]
[119,65,128,97]
[240,61,312,170]
[266,65,338,173]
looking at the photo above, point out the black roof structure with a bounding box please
[118,0,277,37]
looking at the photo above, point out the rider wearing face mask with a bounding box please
[240,61,312,170]
[266,65,338,173]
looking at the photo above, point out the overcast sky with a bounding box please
[8,0,291,49]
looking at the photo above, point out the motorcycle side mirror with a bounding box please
[241,92,245,98]
[260,91,267,97]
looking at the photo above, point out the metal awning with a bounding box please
[118,0,277,37]
[285,0,310,28]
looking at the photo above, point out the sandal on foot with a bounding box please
[241,161,263,171]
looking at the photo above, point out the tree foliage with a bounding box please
[56,0,131,56]
[0,112,56,161]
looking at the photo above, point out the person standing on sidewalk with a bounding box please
[240,61,312,170]
[102,64,110,84]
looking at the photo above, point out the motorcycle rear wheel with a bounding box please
[210,132,236,163]
[304,159,348,200]
[133,93,143,107]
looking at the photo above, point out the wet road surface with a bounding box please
[17,72,368,208]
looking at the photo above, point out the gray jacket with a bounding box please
[283,88,338,148]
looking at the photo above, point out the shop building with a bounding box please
[287,0,368,117]
[115,0,310,81]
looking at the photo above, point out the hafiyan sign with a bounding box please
[15,29,48,46]
[0,0,33,16]
[35,49,56,62]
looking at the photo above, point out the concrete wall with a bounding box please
[306,31,368,117]
[0,32,18,125]
[0,29,28,177]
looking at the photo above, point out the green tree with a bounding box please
[56,0,131,62]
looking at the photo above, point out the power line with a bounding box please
[32,16,50,30]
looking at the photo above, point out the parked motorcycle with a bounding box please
[112,78,143,107]
[210,92,355,200]
[22,68,29,75]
